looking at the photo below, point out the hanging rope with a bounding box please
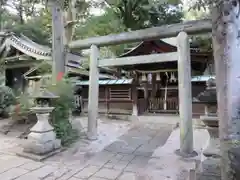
[135,69,177,74]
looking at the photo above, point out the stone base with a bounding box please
[203,138,220,158]
[87,132,98,141]
[175,149,198,158]
[23,139,61,155]
[17,148,63,161]
[196,157,221,180]
[200,115,218,128]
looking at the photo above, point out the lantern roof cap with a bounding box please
[32,88,59,99]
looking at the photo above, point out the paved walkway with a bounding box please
[0,118,174,180]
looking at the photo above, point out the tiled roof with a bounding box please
[9,35,51,57]
[75,79,133,86]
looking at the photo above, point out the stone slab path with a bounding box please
[0,119,174,180]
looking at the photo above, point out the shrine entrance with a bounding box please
[148,87,179,113]
[138,85,179,115]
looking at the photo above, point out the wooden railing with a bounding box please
[148,97,178,113]
[137,97,179,114]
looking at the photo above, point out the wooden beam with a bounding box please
[69,19,212,49]
[5,61,36,69]
[98,52,178,67]
[0,32,12,37]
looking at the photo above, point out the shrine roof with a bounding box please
[75,78,133,86]
[120,38,211,58]
[0,32,83,68]
[74,75,214,87]
[0,32,118,78]
[116,38,212,72]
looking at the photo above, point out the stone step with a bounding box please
[195,158,221,180]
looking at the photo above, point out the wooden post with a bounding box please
[105,87,109,115]
[188,169,196,180]
[132,85,138,117]
[50,1,66,84]
[176,32,196,157]
[151,73,157,98]
[87,45,99,140]
[143,83,149,112]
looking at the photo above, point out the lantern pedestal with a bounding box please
[200,115,220,158]
[17,107,61,161]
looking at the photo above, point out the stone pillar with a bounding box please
[87,45,99,140]
[176,32,196,157]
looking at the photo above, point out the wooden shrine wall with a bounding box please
[80,82,215,117]
[81,84,133,115]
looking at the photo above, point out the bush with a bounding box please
[11,92,35,122]
[47,77,78,146]
[0,85,16,117]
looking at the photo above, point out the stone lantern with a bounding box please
[193,78,220,158]
[17,87,61,161]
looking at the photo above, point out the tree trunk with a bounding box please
[19,0,24,24]
[64,0,77,44]
[51,1,66,83]
[212,1,240,179]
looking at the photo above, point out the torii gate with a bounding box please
[68,19,212,157]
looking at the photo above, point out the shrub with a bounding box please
[0,85,16,117]
[11,92,35,122]
[47,77,78,146]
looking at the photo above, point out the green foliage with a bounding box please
[47,78,78,146]
[183,0,212,52]
[106,0,183,30]
[11,92,35,121]
[0,85,16,117]
[149,3,183,26]
[191,0,218,11]
[191,35,212,52]
[75,8,128,56]
[35,62,52,74]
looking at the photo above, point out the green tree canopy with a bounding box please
[105,0,183,30]
[74,8,128,56]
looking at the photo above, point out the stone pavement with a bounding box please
[0,118,174,180]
